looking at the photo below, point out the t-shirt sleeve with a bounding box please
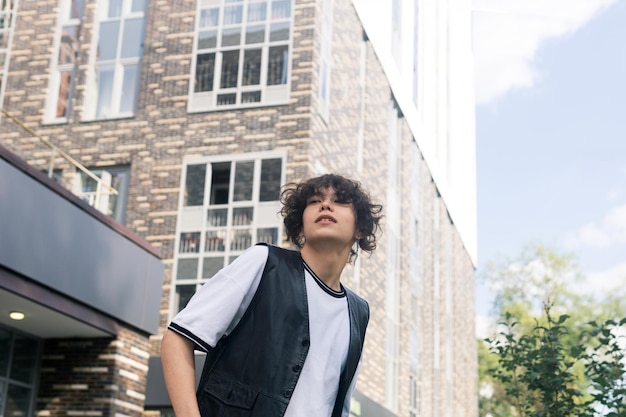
[167,244,269,352]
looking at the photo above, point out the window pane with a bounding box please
[241,91,261,103]
[184,164,206,206]
[267,45,288,85]
[269,21,289,41]
[200,8,219,28]
[205,230,226,252]
[210,162,231,204]
[217,93,236,106]
[179,232,201,253]
[95,66,114,117]
[207,208,228,226]
[59,26,79,65]
[198,30,217,49]
[259,158,282,201]
[247,2,266,22]
[56,70,73,118]
[121,18,144,58]
[230,229,251,251]
[233,161,254,201]
[202,257,224,278]
[107,0,123,17]
[245,25,265,44]
[0,328,10,375]
[224,5,243,24]
[5,385,31,417]
[10,335,38,383]
[120,64,139,113]
[97,21,120,60]
[221,27,241,47]
[175,285,196,312]
[0,31,9,49]
[105,166,130,223]
[131,0,146,13]
[233,207,253,225]
[176,258,198,279]
[194,53,215,92]
[220,50,240,88]
[242,49,261,86]
[271,0,291,19]
[69,0,86,20]
[257,227,278,245]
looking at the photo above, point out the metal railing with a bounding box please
[1,109,118,212]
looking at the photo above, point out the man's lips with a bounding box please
[315,215,336,223]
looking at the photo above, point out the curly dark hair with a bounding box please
[280,174,383,262]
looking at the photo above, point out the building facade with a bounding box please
[0,0,477,416]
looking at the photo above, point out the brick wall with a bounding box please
[37,327,151,417]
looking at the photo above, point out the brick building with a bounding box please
[0,0,477,416]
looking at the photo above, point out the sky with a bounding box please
[472,0,626,332]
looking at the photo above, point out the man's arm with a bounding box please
[161,329,201,417]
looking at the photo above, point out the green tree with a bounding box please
[478,244,626,417]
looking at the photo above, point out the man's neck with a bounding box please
[300,244,350,292]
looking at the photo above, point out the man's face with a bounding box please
[300,187,358,248]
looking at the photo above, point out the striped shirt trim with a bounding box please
[303,261,346,298]
[168,322,213,352]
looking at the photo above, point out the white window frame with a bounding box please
[188,0,294,112]
[45,0,85,123]
[170,151,286,319]
[0,0,18,113]
[83,0,146,121]
[317,0,332,120]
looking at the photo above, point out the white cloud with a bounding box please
[575,262,626,296]
[564,204,626,249]
[472,0,617,105]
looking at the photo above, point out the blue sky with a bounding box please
[474,0,626,327]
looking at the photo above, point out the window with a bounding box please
[189,0,293,111]
[318,0,332,120]
[172,154,285,314]
[0,326,42,417]
[46,0,85,122]
[73,165,131,224]
[0,0,17,112]
[84,0,146,119]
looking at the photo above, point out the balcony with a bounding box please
[0,112,164,338]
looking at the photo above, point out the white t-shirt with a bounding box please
[169,245,358,417]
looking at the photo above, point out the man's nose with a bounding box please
[320,199,333,210]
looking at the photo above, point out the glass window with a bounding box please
[259,158,282,201]
[76,165,131,223]
[172,155,284,316]
[184,164,206,206]
[267,45,288,85]
[190,0,292,110]
[0,327,40,417]
[45,0,85,121]
[220,50,240,88]
[242,49,262,85]
[87,0,147,119]
[233,161,254,201]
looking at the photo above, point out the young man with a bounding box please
[161,174,383,417]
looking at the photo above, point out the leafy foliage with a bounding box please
[478,244,626,417]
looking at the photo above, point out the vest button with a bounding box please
[292,364,302,373]
[284,389,293,398]
[301,339,310,347]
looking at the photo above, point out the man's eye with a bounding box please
[307,199,320,204]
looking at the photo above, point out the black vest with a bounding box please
[196,244,369,417]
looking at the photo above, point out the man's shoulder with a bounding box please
[256,243,302,261]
